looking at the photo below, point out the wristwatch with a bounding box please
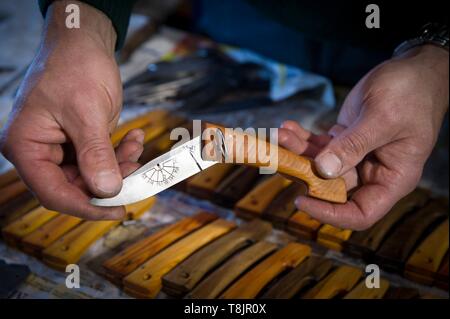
[393,22,449,56]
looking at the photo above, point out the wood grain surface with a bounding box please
[2,206,59,247]
[102,212,218,281]
[286,211,322,240]
[212,166,261,208]
[261,256,333,299]
[301,265,363,299]
[344,189,429,260]
[234,174,292,220]
[220,242,311,299]
[202,123,347,203]
[21,214,83,257]
[186,164,235,199]
[162,219,272,296]
[344,278,390,299]
[262,182,307,229]
[374,200,448,273]
[42,197,156,270]
[123,219,236,298]
[405,219,449,284]
[186,241,277,299]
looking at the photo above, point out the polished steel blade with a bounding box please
[90,136,217,206]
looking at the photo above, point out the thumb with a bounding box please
[72,125,122,197]
[315,118,389,178]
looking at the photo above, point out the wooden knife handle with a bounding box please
[162,219,272,296]
[123,219,236,298]
[186,241,278,299]
[2,206,59,247]
[301,265,363,299]
[202,123,346,204]
[404,218,449,285]
[220,242,311,299]
[0,179,28,207]
[102,212,218,281]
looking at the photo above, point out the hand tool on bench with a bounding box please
[91,123,347,207]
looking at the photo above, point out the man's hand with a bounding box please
[279,45,448,230]
[0,1,143,219]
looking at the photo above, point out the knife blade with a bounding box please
[90,135,217,206]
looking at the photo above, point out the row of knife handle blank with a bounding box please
[0,109,448,297]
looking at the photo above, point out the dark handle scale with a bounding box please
[0,191,39,228]
[343,188,429,261]
[435,253,449,291]
[212,166,261,208]
[374,200,448,274]
[286,211,322,240]
[162,219,272,297]
[185,241,277,299]
[261,182,308,229]
[260,256,333,299]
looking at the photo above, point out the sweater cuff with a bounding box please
[38,0,135,50]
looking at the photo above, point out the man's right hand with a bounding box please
[0,1,143,220]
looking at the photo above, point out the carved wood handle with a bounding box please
[202,123,346,204]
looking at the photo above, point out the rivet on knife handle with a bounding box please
[201,123,347,204]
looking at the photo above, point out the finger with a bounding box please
[328,124,346,137]
[69,123,122,198]
[14,154,125,220]
[314,116,392,178]
[281,120,311,140]
[120,128,145,143]
[115,129,144,163]
[278,128,319,157]
[295,183,397,230]
[281,120,331,148]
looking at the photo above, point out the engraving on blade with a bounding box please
[90,136,217,206]
[143,158,179,186]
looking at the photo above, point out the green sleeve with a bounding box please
[38,0,136,50]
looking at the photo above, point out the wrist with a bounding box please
[44,0,116,56]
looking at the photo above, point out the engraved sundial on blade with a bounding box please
[142,158,179,186]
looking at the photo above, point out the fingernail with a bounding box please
[316,152,342,178]
[294,197,301,208]
[93,170,122,195]
[129,150,141,162]
[135,132,145,144]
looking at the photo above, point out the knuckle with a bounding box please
[78,137,112,164]
[340,131,370,157]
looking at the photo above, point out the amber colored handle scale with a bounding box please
[202,123,347,203]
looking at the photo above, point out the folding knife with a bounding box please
[90,123,347,207]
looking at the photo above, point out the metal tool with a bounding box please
[91,124,347,207]
[90,134,218,206]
